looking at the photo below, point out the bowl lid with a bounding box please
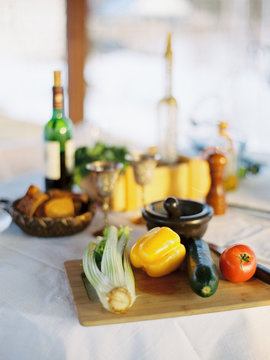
[143,197,213,224]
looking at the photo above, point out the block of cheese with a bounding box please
[167,162,189,199]
[110,172,126,211]
[110,157,210,211]
[187,158,211,200]
[125,166,142,211]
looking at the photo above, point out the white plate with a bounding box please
[0,209,12,233]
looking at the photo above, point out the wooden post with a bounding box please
[66,0,87,124]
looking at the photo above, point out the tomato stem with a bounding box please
[237,253,250,268]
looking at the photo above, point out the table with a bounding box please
[0,171,270,360]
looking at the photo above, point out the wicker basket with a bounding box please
[3,199,95,238]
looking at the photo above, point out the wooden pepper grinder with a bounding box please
[206,152,227,215]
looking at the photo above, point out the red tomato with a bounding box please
[219,244,257,282]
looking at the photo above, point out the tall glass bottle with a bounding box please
[44,71,74,191]
[218,121,238,191]
[157,33,178,164]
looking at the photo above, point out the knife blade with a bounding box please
[228,203,270,216]
[208,242,270,285]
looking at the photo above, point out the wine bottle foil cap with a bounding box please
[54,71,61,87]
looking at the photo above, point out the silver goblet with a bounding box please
[126,153,160,223]
[86,161,123,234]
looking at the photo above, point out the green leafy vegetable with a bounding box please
[74,142,130,185]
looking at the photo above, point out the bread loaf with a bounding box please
[43,197,75,218]
[47,189,88,204]
[16,185,49,217]
[17,185,88,218]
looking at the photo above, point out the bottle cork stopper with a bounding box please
[54,71,61,87]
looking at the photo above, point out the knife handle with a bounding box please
[255,263,270,285]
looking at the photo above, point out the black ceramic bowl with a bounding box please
[142,197,213,242]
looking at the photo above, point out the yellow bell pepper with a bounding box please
[130,227,186,277]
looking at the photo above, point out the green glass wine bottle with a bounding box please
[44,71,74,191]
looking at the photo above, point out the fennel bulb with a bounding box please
[83,225,136,313]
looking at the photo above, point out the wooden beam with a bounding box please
[66,0,87,124]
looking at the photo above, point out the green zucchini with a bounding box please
[186,237,219,297]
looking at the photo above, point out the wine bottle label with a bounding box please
[45,141,61,180]
[65,139,75,173]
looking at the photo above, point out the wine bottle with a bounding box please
[44,71,74,191]
[157,33,178,164]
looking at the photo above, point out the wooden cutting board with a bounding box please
[64,252,270,327]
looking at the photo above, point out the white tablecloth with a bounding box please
[0,171,270,360]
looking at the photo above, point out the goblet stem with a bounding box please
[141,185,145,208]
[103,197,110,229]
[130,185,146,225]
